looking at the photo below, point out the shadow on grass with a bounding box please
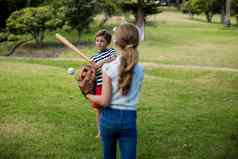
[224,129,238,159]
[23,41,94,49]
[2,40,94,58]
[187,17,238,28]
[146,21,161,27]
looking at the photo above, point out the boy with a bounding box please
[90,29,117,138]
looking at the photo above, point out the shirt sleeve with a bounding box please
[111,48,117,58]
[102,63,113,78]
[90,55,94,62]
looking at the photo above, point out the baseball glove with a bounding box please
[75,65,96,96]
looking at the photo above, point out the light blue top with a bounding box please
[102,56,144,110]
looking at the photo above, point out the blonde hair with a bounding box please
[114,23,139,95]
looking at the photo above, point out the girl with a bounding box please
[87,23,144,159]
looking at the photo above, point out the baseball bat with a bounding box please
[56,33,91,63]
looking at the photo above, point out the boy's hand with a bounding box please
[92,57,115,69]
[92,61,102,69]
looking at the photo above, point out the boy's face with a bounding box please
[96,36,108,51]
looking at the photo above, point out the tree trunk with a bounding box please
[224,0,231,27]
[135,0,145,41]
[167,0,171,6]
[39,31,44,47]
[220,0,225,24]
[32,31,44,48]
[176,0,181,10]
[98,13,109,28]
[6,39,32,56]
[188,12,194,19]
[205,12,213,23]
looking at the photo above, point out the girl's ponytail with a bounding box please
[114,23,139,95]
[118,47,138,95]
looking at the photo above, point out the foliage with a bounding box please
[51,0,97,39]
[7,34,20,41]
[0,31,9,42]
[95,0,119,27]
[0,0,47,29]
[232,0,238,16]
[114,0,160,40]
[6,6,51,47]
[96,0,118,17]
[47,2,66,31]
[182,0,204,15]
[182,0,222,22]
[117,0,161,22]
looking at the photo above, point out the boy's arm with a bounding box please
[96,50,117,68]
[92,49,117,69]
[93,56,116,69]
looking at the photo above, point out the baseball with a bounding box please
[67,67,75,75]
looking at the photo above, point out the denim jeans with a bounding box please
[99,107,137,159]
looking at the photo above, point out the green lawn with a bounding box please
[140,11,238,69]
[0,10,238,159]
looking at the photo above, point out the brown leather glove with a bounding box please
[75,65,96,96]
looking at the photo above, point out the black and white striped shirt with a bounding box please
[90,48,117,86]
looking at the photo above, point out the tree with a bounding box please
[220,0,226,23]
[0,0,46,29]
[182,0,203,19]
[117,0,160,41]
[0,0,25,29]
[182,0,221,23]
[231,0,238,24]
[96,0,118,27]
[176,0,183,10]
[7,6,51,47]
[51,0,96,39]
[224,0,231,26]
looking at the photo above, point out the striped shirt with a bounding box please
[90,48,117,86]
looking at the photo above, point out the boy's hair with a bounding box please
[96,29,112,44]
[114,23,139,95]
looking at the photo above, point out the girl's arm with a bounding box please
[86,71,112,106]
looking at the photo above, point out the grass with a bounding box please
[0,59,238,159]
[0,61,101,159]
[0,10,238,159]
[140,12,238,69]
[139,67,238,159]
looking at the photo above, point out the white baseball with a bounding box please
[67,67,75,75]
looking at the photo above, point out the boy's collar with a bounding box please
[99,48,108,52]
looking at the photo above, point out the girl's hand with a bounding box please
[86,94,92,100]
[86,72,112,106]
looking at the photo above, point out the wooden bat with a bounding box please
[56,33,91,63]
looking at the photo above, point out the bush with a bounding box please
[6,6,51,47]
[0,32,8,42]
[7,34,19,41]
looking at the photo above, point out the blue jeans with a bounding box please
[99,107,137,159]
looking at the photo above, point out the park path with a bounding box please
[143,62,238,73]
[1,56,238,73]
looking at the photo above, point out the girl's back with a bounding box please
[103,57,144,110]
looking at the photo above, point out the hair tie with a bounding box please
[126,44,134,49]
